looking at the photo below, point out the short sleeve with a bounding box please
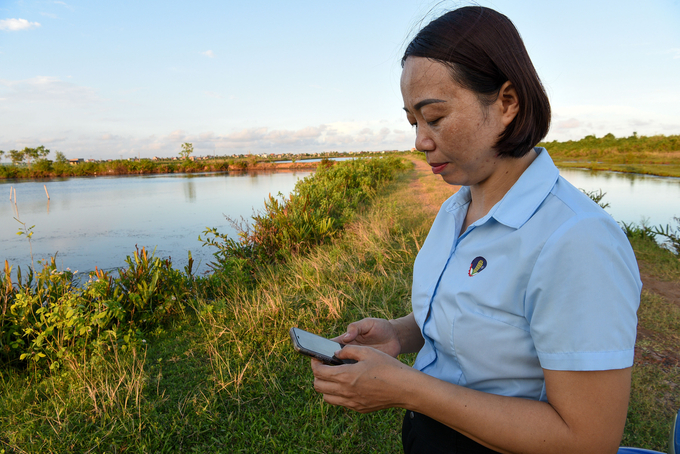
[525,213,641,371]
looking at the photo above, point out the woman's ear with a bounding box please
[499,81,519,127]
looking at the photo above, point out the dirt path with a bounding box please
[406,155,460,215]
[640,277,680,309]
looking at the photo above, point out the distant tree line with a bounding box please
[0,146,68,167]
[539,133,680,156]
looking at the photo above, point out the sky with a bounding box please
[1,0,679,160]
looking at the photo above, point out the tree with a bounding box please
[9,149,24,165]
[23,145,50,167]
[179,143,194,160]
[55,151,68,164]
[0,150,4,162]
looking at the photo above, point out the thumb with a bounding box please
[340,319,375,343]
[335,323,359,344]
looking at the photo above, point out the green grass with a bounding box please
[0,163,424,453]
[624,291,680,450]
[1,158,678,453]
[619,236,680,451]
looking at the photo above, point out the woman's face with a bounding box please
[400,57,511,187]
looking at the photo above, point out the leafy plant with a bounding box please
[0,247,196,370]
[652,216,680,254]
[620,221,657,243]
[14,217,36,270]
[580,188,610,210]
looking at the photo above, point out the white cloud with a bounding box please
[556,118,580,129]
[653,48,680,59]
[54,1,74,10]
[0,76,102,105]
[201,50,215,58]
[628,119,651,127]
[203,91,222,99]
[546,103,680,142]
[0,121,412,160]
[0,18,41,31]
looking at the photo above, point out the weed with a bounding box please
[621,221,658,243]
[13,217,35,271]
[652,216,680,255]
[580,188,610,210]
[0,247,196,370]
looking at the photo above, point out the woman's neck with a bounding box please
[460,149,538,233]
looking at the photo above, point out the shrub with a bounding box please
[0,248,196,370]
[201,157,408,269]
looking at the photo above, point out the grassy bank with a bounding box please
[1,156,678,452]
[540,133,680,177]
[622,226,680,450]
[0,157,417,452]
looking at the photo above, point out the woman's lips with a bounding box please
[430,162,448,174]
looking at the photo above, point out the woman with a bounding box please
[311,6,641,454]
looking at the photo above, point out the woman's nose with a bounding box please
[415,128,435,152]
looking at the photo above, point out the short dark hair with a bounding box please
[402,6,550,158]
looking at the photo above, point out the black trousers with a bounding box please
[402,410,501,454]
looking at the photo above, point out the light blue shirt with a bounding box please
[411,148,641,402]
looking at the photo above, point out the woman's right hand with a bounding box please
[334,318,402,358]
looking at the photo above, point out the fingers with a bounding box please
[311,348,405,414]
[312,358,333,377]
[334,344,362,361]
[332,322,361,344]
[336,318,377,344]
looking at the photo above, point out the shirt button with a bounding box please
[410,411,415,419]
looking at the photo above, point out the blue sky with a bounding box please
[1,0,679,160]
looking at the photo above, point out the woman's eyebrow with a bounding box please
[403,98,447,113]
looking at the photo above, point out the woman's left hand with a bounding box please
[311,344,415,413]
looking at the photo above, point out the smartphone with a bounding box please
[289,327,357,365]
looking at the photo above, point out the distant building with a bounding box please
[69,159,84,165]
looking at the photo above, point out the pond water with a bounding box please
[1,166,678,280]
[1,170,312,278]
[559,168,680,228]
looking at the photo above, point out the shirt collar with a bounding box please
[444,147,559,230]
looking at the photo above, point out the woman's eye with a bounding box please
[427,118,442,126]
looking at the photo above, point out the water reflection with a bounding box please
[559,168,680,228]
[183,180,196,202]
[1,170,312,278]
